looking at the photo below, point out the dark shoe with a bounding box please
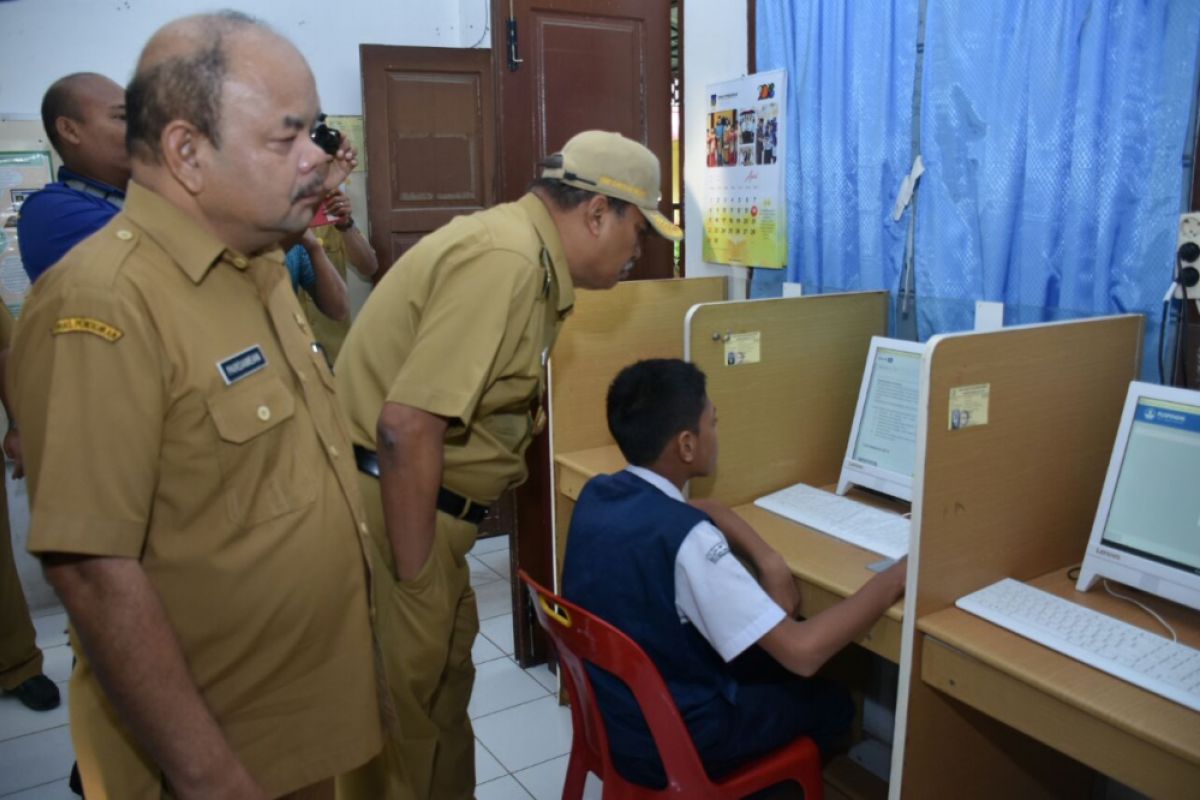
[9,674,61,711]
[69,762,84,796]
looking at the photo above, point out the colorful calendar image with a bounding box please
[702,70,787,268]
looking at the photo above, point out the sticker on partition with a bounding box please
[948,383,990,430]
[724,331,761,366]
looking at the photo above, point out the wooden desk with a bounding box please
[737,495,905,664]
[918,569,1200,799]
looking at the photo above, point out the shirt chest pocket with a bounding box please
[206,376,316,527]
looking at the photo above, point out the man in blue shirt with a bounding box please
[17,73,130,281]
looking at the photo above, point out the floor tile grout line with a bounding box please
[510,750,574,777]
[471,690,566,723]
[477,607,514,623]
[473,734,509,784]
[0,772,74,799]
[474,773,535,797]
[0,715,70,746]
[0,721,72,747]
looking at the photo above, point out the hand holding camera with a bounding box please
[310,113,358,193]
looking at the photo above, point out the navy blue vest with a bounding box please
[563,470,737,767]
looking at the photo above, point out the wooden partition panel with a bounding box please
[550,277,727,454]
[686,292,888,506]
[896,315,1143,798]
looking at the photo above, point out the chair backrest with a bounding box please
[519,570,715,790]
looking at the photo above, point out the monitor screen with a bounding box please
[1101,397,1200,575]
[1078,382,1200,613]
[838,337,924,501]
[850,345,922,479]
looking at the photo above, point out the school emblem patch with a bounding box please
[52,317,123,342]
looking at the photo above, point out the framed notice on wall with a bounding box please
[702,70,787,269]
[0,151,53,317]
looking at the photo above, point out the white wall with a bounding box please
[682,0,750,297]
[0,0,490,117]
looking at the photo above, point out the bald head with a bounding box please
[126,10,290,162]
[40,72,129,188]
[41,73,119,152]
[125,10,332,256]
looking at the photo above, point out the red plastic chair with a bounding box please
[519,570,823,799]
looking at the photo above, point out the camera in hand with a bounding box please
[310,113,342,156]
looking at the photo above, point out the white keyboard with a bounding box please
[753,483,909,560]
[957,578,1200,713]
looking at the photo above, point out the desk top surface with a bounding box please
[919,568,1200,764]
[733,499,906,623]
[555,444,625,478]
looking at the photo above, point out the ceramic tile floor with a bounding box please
[0,534,602,799]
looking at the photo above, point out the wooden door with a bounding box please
[360,45,496,277]
[493,0,675,663]
[359,46,518,539]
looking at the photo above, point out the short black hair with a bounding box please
[40,73,98,152]
[529,154,630,216]
[607,359,707,466]
[125,10,262,161]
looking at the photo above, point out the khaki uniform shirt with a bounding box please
[0,305,12,349]
[335,193,574,503]
[299,223,351,364]
[11,182,381,797]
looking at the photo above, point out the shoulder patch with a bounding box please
[705,541,731,564]
[52,317,123,342]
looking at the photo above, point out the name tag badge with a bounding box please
[217,345,268,385]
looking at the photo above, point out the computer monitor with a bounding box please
[1076,381,1200,613]
[836,336,924,502]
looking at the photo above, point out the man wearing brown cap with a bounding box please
[335,130,681,799]
[12,11,380,799]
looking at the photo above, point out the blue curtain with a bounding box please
[756,1,1200,366]
[915,0,1200,351]
[755,2,920,308]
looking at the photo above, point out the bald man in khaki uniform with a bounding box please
[335,131,683,799]
[11,12,380,799]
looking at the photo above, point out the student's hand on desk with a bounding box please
[879,556,907,601]
[760,552,802,617]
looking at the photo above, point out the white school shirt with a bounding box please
[625,466,787,662]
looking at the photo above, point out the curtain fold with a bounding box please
[756,1,919,308]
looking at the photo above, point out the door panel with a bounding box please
[495,0,674,664]
[361,45,496,276]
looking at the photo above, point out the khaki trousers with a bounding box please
[0,476,41,691]
[337,473,480,800]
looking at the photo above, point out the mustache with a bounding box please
[290,176,325,203]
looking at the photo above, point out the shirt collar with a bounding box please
[518,193,575,314]
[57,165,126,198]
[625,465,686,503]
[121,181,243,283]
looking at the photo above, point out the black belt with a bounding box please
[353,444,488,524]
